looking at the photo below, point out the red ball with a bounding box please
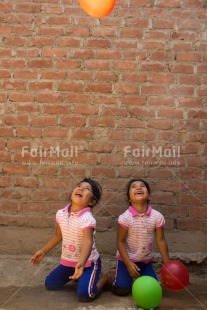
[160,260,190,291]
[78,0,115,18]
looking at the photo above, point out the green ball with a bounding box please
[132,276,162,309]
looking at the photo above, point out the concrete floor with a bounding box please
[0,255,206,310]
[0,277,207,310]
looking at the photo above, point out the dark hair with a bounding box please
[126,178,151,201]
[81,177,102,206]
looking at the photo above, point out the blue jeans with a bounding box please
[112,260,158,293]
[45,257,102,300]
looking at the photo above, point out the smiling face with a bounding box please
[71,181,95,209]
[129,180,150,205]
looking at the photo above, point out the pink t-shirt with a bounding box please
[56,204,99,268]
[117,205,165,263]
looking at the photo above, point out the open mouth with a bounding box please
[75,193,83,197]
[135,191,144,196]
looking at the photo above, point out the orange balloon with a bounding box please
[78,0,115,18]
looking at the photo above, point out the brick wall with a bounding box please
[0,0,206,237]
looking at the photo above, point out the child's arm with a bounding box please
[30,223,62,266]
[69,228,93,280]
[155,228,170,263]
[117,224,140,278]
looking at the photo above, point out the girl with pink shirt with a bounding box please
[30,178,108,301]
[112,178,170,296]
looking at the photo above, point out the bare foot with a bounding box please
[97,271,109,294]
[103,269,116,291]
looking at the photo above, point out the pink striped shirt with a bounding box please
[56,204,99,268]
[117,205,165,263]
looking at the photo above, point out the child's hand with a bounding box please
[69,263,84,280]
[29,250,45,266]
[127,262,140,278]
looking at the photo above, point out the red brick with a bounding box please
[66,94,90,104]
[169,86,194,96]
[142,85,166,95]
[153,20,174,29]
[57,37,81,47]
[30,37,55,46]
[0,70,11,78]
[4,115,28,126]
[107,130,128,141]
[15,48,39,57]
[189,208,207,218]
[0,26,11,33]
[114,83,138,94]
[102,107,127,117]
[28,82,53,91]
[16,104,41,113]
[177,219,204,230]
[46,16,69,25]
[119,118,145,129]
[169,64,193,74]
[14,70,38,80]
[120,29,143,39]
[148,119,173,130]
[38,27,64,36]
[197,64,207,73]
[143,42,166,50]
[156,0,180,7]
[158,107,183,118]
[43,178,69,189]
[149,97,175,106]
[179,168,201,179]
[9,93,34,102]
[0,176,12,187]
[27,215,54,228]
[0,128,13,138]
[176,53,201,62]
[0,214,25,226]
[86,38,112,48]
[0,93,8,103]
[0,59,25,68]
[7,139,31,150]
[197,86,207,96]
[16,128,42,138]
[15,177,38,188]
[58,82,84,92]
[16,3,41,13]
[179,75,201,84]
[148,73,175,83]
[73,104,99,115]
[172,31,197,41]
[42,48,67,58]
[43,105,70,115]
[178,97,203,107]
[89,117,115,127]
[86,83,112,93]
[150,192,174,205]
[3,164,30,175]
[61,116,86,127]
[37,93,63,103]
[43,128,68,138]
[4,36,26,46]
[2,81,25,91]
[44,5,63,14]
[73,129,94,140]
[85,60,110,71]
[31,116,57,126]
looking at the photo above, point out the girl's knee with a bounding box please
[77,287,96,301]
[45,276,62,291]
[112,286,131,296]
